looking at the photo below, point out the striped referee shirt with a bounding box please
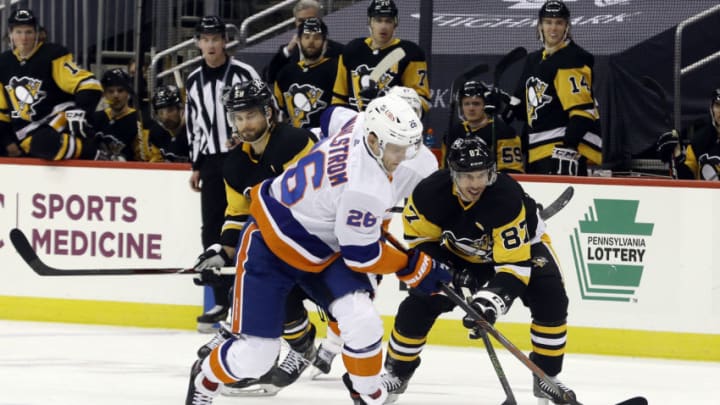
[185,56,261,169]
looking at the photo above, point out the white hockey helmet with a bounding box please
[364,94,423,168]
[386,86,423,118]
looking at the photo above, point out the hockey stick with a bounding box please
[641,75,678,179]
[9,228,235,276]
[382,232,516,405]
[539,185,574,221]
[370,47,406,83]
[490,47,527,157]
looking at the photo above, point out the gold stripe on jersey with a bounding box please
[568,107,597,121]
[554,66,594,112]
[51,54,102,94]
[400,60,430,112]
[491,205,532,285]
[577,143,602,166]
[402,194,443,248]
[331,54,350,105]
[222,180,250,236]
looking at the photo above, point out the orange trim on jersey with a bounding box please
[328,320,341,336]
[249,183,338,273]
[230,222,256,334]
[347,242,408,275]
[209,347,237,384]
[342,352,382,377]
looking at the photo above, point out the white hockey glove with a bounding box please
[551,146,581,176]
[462,289,510,327]
[699,153,720,181]
[65,109,93,138]
[193,243,231,271]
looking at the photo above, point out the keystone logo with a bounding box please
[570,199,653,302]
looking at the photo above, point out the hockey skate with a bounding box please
[533,374,575,404]
[197,322,233,359]
[342,372,388,405]
[309,342,338,378]
[270,344,317,387]
[221,369,279,397]
[185,359,220,405]
[381,357,419,403]
[196,305,229,333]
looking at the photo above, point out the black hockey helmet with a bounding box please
[101,68,133,92]
[8,8,38,30]
[539,1,570,21]
[195,15,226,38]
[297,17,328,39]
[367,0,398,19]
[222,79,273,113]
[458,81,489,102]
[447,136,497,177]
[712,88,720,105]
[152,85,182,111]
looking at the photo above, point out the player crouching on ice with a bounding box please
[184,94,451,405]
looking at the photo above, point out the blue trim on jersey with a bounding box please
[319,105,338,138]
[219,339,241,380]
[342,337,383,354]
[340,242,381,268]
[259,181,335,260]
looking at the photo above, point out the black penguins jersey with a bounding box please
[220,123,315,247]
[147,120,190,162]
[444,119,524,173]
[93,108,143,161]
[0,42,102,140]
[332,37,429,112]
[517,40,601,164]
[403,170,545,287]
[274,56,337,129]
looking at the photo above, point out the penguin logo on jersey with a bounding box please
[441,230,493,262]
[6,76,47,121]
[525,76,552,125]
[284,83,327,127]
[350,64,396,108]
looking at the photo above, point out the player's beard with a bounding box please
[301,45,322,61]
[239,123,268,144]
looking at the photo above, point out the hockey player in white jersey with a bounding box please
[185,94,451,405]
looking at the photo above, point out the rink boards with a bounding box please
[0,158,718,362]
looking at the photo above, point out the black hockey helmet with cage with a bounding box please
[297,17,328,39]
[195,15,226,38]
[222,79,273,113]
[447,137,496,174]
[8,8,38,30]
[539,1,570,21]
[458,81,489,102]
[152,85,182,111]
[367,0,398,18]
[101,68,133,92]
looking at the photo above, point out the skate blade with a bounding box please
[221,383,280,397]
[384,392,400,404]
[309,365,329,380]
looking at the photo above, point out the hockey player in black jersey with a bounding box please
[444,80,524,173]
[510,0,601,176]
[656,88,720,180]
[0,8,103,160]
[190,79,320,397]
[274,17,338,130]
[94,68,143,161]
[146,84,189,162]
[332,0,429,113]
[382,137,572,404]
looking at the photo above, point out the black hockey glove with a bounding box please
[65,109,94,139]
[359,79,380,107]
[451,267,484,295]
[656,130,682,163]
[193,243,232,271]
[483,87,511,116]
[462,289,511,327]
